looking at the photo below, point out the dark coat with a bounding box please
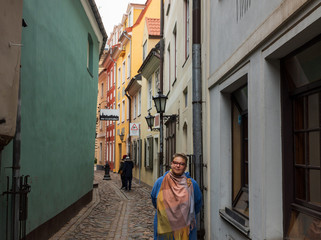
[123,160,134,178]
[118,161,125,176]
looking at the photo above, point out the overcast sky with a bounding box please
[95,0,147,36]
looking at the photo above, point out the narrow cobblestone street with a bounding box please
[50,170,155,240]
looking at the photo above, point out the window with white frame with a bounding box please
[138,90,141,116]
[118,103,120,124]
[134,95,137,119]
[143,40,147,61]
[145,137,153,169]
[110,69,113,87]
[148,77,152,110]
[127,98,129,120]
[122,61,126,84]
[107,73,110,90]
[122,100,125,123]
[155,69,160,92]
[127,54,131,79]
[114,64,116,85]
[118,67,121,88]
[128,10,133,27]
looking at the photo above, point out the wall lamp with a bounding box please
[119,132,125,142]
[145,91,179,130]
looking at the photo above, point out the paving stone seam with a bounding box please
[106,201,127,239]
[50,186,100,239]
[109,180,131,200]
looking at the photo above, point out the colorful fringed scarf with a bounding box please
[157,170,195,240]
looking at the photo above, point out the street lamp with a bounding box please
[145,111,155,129]
[153,91,168,113]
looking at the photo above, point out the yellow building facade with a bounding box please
[114,0,160,183]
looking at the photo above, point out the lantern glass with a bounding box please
[145,112,155,129]
[119,132,124,141]
[153,91,168,113]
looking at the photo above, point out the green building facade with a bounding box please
[0,0,106,238]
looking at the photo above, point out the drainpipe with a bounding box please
[192,0,205,239]
[158,0,165,177]
[12,69,21,240]
[125,93,131,155]
[123,32,132,155]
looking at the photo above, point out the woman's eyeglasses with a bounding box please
[171,161,186,167]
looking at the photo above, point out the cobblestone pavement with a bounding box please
[50,170,155,240]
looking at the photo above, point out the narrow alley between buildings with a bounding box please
[50,170,154,240]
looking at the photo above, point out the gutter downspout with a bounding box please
[110,56,117,171]
[123,32,132,155]
[125,93,131,155]
[159,0,165,178]
[12,69,21,240]
[192,0,205,239]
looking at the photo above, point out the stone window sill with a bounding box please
[219,208,250,238]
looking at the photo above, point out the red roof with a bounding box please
[146,17,160,37]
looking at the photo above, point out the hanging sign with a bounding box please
[100,109,119,121]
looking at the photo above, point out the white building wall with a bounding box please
[163,0,193,157]
[206,0,321,239]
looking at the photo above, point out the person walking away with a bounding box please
[123,156,134,191]
[151,153,202,240]
[118,155,127,189]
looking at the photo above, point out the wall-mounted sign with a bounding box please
[130,123,140,136]
[100,109,119,121]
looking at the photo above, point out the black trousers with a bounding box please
[125,176,132,190]
[121,175,126,188]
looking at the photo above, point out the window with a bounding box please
[110,70,113,88]
[101,83,104,98]
[282,36,321,239]
[117,103,120,124]
[127,54,131,79]
[114,64,117,85]
[165,118,177,171]
[155,69,160,92]
[122,61,126,84]
[107,73,110,90]
[122,100,125,123]
[87,33,93,76]
[118,67,121,88]
[138,90,141,116]
[143,40,147,61]
[148,77,152,110]
[185,0,190,59]
[231,85,248,218]
[145,137,153,169]
[134,95,137,119]
[133,141,137,165]
[128,10,133,27]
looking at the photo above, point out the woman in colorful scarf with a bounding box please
[151,153,202,240]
